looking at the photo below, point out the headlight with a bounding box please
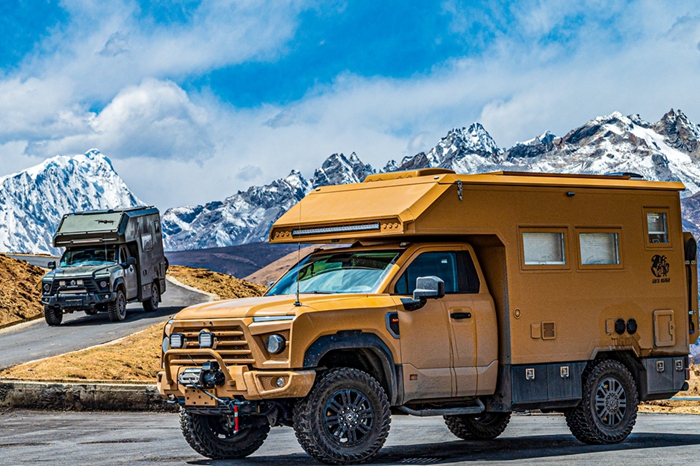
[162,336,169,353]
[266,334,286,354]
[170,333,185,348]
[43,283,51,293]
[99,280,109,289]
[198,331,214,348]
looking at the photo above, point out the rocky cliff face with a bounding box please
[0,150,142,254]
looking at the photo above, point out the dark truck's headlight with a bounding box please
[266,334,286,354]
[99,280,109,289]
[42,283,51,293]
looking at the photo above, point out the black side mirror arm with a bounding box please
[400,297,427,311]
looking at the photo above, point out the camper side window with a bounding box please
[579,232,620,266]
[647,212,668,244]
[522,232,567,266]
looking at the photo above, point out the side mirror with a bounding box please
[401,276,445,311]
[48,261,56,270]
[412,276,445,300]
[122,257,137,268]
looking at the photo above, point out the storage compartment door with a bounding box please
[653,310,676,347]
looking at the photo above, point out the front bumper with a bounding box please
[157,349,315,403]
[41,291,116,309]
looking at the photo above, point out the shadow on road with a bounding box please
[58,306,184,327]
[187,432,700,465]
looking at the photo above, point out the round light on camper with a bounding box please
[266,334,286,354]
[43,283,51,292]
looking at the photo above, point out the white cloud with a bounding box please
[1,0,700,213]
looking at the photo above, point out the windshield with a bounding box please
[267,250,400,296]
[60,246,118,267]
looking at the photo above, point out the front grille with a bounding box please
[170,323,255,366]
[49,278,98,295]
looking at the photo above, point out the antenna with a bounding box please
[294,198,302,307]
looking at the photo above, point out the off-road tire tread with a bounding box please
[107,289,126,322]
[293,367,391,465]
[565,359,638,444]
[444,412,511,440]
[44,305,62,326]
[179,409,270,459]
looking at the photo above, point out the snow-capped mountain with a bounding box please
[162,170,312,251]
[0,150,143,254]
[161,108,700,251]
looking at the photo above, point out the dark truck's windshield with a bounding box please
[60,246,118,267]
[267,250,400,295]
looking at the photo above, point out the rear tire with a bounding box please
[565,359,638,444]
[293,367,391,465]
[444,412,511,440]
[179,409,270,459]
[107,289,127,322]
[44,305,62,326]
[142,283,159,312]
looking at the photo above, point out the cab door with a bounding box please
[120,247,138,299]
[395,248,475,401]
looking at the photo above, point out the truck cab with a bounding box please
[158,169,697,464]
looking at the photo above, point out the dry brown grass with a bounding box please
[0,266,266,382]
[244,246,315,285]
[0,254,45,328]
[169,265,266,299]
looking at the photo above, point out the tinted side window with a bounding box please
[395,252,459,294]
[460,251,480,293]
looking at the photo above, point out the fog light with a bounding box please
[266,334,286,354]
[198,331,214,348]
[76,279,84,285]
[275,377,285,387]
[170,333,185,348]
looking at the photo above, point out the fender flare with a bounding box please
[303,331,401,405]
[113,277,125,292]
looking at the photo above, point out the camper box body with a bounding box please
[270,170,697,408]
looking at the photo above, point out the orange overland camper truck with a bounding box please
[158,169,697,464]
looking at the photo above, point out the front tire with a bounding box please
[44,305,62,326]
[293,367,391,465]
[107,289,127,322]
[444,412,511,440]
[179,409,270,459]
[565,359,638,444]
[142,283,159,312]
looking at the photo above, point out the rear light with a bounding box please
[686,368,691,380]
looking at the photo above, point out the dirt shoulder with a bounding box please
[0,267,265,382]
[0,254,45,328]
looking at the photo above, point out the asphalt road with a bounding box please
[1,411,699,465]
[0,280,209,370]
[3,253,59,268]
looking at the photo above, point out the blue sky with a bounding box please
[0,1,699,208]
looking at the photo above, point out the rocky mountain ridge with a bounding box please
[162,108,700,250]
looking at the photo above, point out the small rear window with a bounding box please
[647,212,668,244]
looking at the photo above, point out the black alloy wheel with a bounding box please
[180,409,270,459]
[44,305,62,326]
[108,289,127,322]
[143,283,159,312]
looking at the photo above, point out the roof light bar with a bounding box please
[292,222,381,237]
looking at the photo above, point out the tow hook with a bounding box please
[233,403,239,434]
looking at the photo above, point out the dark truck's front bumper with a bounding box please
[42,291,116,310]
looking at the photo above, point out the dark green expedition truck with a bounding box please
[40,207,168,325]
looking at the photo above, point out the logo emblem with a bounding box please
[651,255,669,278]
[70,279,77,286]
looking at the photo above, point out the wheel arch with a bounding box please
[303,331,401,406]
[592,350,644,398]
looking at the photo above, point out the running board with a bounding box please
[398,399,485,417]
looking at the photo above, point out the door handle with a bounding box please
[450,312,471,319]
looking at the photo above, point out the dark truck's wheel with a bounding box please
[180,409,270,459]
[107,289,127,322]
[293,367,391,465]
[142,283,159,312]
[44,305,62,326]
[444,412,511,440]
[565,359,638,444]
